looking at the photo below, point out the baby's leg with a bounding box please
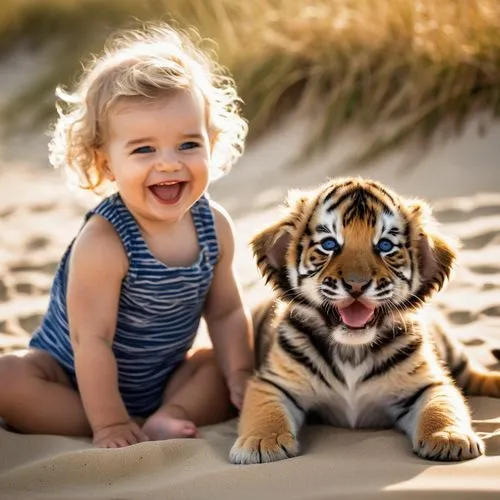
[0,349,91,436]
[142,349,233,440]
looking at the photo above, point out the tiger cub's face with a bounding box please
[252,178,456,346]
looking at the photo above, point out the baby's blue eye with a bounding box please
[132,145,154,154]
[179,141,199,151]
[376,238,395,253]
[320,237,340,252]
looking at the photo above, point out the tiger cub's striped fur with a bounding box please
[230,177,500,464]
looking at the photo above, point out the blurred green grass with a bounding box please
[1,0,500,164]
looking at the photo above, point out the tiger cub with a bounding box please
[230,177,500,464]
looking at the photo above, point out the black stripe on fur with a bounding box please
[450,354,468,380]
[394,382,444,422]
[278,329,332,388]
[258,376,306,415]
[370,324,406,354]
[362,338,423,382]
[288,313,346,385]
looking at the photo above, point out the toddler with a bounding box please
[0,23,253,448]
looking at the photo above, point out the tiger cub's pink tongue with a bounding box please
[150,183,182,202]
[338,302,375,328]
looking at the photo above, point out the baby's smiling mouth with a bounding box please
[149,181,186,204]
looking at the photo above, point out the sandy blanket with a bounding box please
[1,111,500,498]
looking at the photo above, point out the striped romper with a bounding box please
[30,193,219,417]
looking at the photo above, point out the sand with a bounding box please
[0,52,499,498]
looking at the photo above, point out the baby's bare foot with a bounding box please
[142,411,198,441]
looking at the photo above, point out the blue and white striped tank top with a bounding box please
[30,193,219,417]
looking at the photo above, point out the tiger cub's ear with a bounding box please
[250,189,310,293]
[406,199,458,301]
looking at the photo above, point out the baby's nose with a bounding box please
[156,151,182,171]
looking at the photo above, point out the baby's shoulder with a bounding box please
[72,214,128,270]
[80,213,121,240]
[208,200,235,260]
[208,200,233,230]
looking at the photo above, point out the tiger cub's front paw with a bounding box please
[229,432,299,464]
[415,428,485,461]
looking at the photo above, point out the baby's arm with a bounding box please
[67,215,148,447]
[204,203,254,409]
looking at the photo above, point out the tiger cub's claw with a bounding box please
[229,432,299,464]
[415,429,485,461]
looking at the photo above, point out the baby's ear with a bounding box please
[406,199,458,301]
[94,149,114,181]
[250,189,310,293]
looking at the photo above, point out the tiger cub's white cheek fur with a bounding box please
[287,266,299,289]
[392,283,408,303]
[301,278,324,305]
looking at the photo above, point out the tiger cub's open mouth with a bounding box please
[337,301,377,329]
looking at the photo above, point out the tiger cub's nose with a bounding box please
[342,274,372,298]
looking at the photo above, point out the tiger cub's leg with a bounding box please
[437,326,500,397]
[454,350,500,398]
[463,368,500,397]
[229,377,305,464]
[396,383,484,461]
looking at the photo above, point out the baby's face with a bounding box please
[97,88,212,226]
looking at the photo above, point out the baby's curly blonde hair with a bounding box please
[49,22,248,196]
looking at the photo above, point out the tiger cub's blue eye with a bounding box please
[376,238,394,253]
[320,237,339,252]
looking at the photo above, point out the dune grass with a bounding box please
[1,0,500,165]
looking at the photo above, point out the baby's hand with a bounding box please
[93,420,150,448]
[228,368,253,411]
